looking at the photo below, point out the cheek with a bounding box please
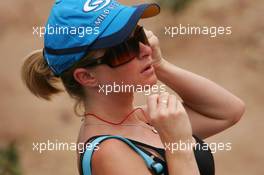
[93,60,157,86]
[114,61,139,83]
[93,63,139,85]
[93,66,115,84]
[117,60,157,86]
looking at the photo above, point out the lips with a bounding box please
[140,63,153,73]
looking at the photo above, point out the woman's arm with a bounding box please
[154,60,245,139]
[166,149,200,175]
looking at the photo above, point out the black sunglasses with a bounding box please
[82,26,150,68]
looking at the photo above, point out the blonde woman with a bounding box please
[21,0,245,175]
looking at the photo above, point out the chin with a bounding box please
[139,73,158,86]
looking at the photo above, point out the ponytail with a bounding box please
[21,49,62,100]
[21,49,101,117]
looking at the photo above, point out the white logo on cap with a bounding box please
[83,0,111,12]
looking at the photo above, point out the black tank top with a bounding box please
[79,135,215,175]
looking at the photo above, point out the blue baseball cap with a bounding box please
[43,0,160,76]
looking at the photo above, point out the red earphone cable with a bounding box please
[83,107,147,125]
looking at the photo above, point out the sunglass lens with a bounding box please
[107,42,138,67]
[105,27,149,68]
[139,28,150,46]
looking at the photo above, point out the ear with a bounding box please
[73,68,97,87]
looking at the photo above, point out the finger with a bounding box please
[158,92,169,109]
[177,100,187,113]
[168,94,177,112]
[147,94,159,118]
[144,28,153,39]
[147,36,157,46]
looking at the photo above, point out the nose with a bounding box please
[138,42,152,59]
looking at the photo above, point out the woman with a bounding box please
[21,0,245,175]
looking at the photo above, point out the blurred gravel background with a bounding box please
[0,0,263,174]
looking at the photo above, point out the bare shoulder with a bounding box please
[91,138,152,175]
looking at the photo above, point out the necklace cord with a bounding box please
[83,107,147,125]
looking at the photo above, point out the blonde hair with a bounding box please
[21,49,96,116]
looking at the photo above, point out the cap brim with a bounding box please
[140,3,160,18]
[88,3,160,50]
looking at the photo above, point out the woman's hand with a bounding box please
[144,92,200,175]
[144,28,165,69]
[145,92,193,144]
